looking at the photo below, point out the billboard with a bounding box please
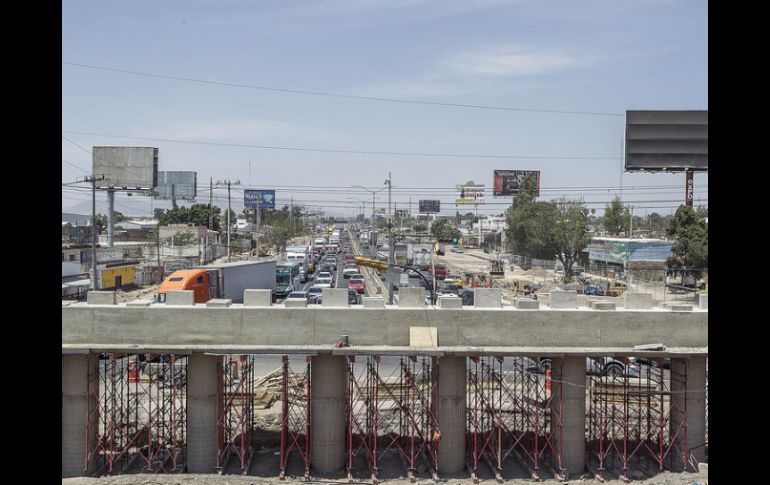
[493,170,541,197]
[625,110,708,171]
[92,147,158,189]
[244,189,276,209]
[419,200,440,213]
[154,171,197,200]
[455,184,485,205]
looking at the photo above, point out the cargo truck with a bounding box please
[156,260,277,304]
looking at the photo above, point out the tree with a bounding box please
[412,223,427,232]
[527,198,591,281]
[94,214,108,234]
[113,211,128,223]
[602,196,630,235]
[266,218,295,253]
[430,219,461,241]
[504,174,539,256]
[666,205,708,277]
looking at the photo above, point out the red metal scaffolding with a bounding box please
[85,353,187,475]
[466,356,564,483]
[279,355,311,480]
[216,355,256,474]
[586,357,692,481]
[346,355,439,483]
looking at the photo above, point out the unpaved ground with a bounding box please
[63,468,708,485]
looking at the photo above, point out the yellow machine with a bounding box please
[99,265,136,290]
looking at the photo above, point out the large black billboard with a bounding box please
[419,200,440,213]
[493,170,540,196]
[625,110,708,172]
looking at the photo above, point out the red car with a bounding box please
[428,264,448,280]
[348,277,366,294]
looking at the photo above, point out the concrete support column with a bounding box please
[310,354,347,473]
[62,354,98,477]
[434,356,466,474]
[186,352,219,473]
[551,357,586,479]
[671,356,707,467]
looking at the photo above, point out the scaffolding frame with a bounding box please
[279,355,311,480]
[85,353,187,475]
[216,355,256,474]
[346,355,439,484]
[466,356,564,483]
[587,357,691,481]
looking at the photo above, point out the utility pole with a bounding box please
[629,205,634,239]
[215,179,241,262]
[85,175,104,290]
[353,184,387,259]
[386,172,395,304]
[106,188,115,248]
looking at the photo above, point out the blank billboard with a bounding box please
[154,171,197,200]
[625,110,708,171]
[93,147,159,188]
[493,170,540,196]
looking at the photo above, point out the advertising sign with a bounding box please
[419,200,441,213]
[625,110,708,172]
[455,184,485,205]
[92,146,158,189]
[244,189,276,209]
[493,170,540,197]
[154,171,197,200]
[395,209,409,218]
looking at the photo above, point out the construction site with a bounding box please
[62,287,707,484]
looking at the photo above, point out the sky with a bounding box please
[62,0,708,219]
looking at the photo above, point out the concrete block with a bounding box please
[126,299,153,307]
[549,290,577,309]
[474,288,502,308]
[410,326,438,347]
[398,287,426,308]
[362,296,385,308]
[699,293,708,310]
[87,291,116,305]
[437,295,463,309]
[667,304,693,312]
[243,289,272,307]
[322,288,349,307]
[591,301,616,311]
[284,298,308,308]
[624,292,653,310]
[514,298,539,309]
[62,300,74,306]
[166,290,194,306]
[206,299,232,308]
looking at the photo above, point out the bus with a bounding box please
[276,262,301,298]
[286,246,310,282]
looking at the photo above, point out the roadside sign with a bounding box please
[244,189,276,209]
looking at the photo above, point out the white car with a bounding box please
[315,272,334,288]
[343,266,360,279]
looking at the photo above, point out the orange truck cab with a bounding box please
[156,269,213,303]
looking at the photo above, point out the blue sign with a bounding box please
[244,189,276,209]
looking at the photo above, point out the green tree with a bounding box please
[412,223,427,232]
[602,196,630,235]
[527,198,591,282]
[504,174,539,256]
[666,205,708,276]
[94,214,108,234]
[430,219,461,241]
[266,218,295,253]
[113,211,128,223]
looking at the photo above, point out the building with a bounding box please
[582,237,674,274]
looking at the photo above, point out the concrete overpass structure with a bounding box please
[63,288,708,481]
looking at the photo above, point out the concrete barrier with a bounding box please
[550,290,577,309]
[322,288,349,307]
[126,299,153,307]
[166,291,194,306]
[87,291,116,305]
[285,298,308,308]
[699,294,708,310]
[362,297,385,308]
[206,299,232,308]
[591,301,616,311]
[244,289,272,307]
[437,295,463,309]
[514,298,539,309]
[398,287,425,308]
[474,288,501,308]
[624,292,653,310]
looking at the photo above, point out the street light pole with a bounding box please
[352,184,387,259]
[215,179,241,262]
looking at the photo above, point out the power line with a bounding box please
[63,61,625,118]
[62,130,619,161]
[62,158,89,173]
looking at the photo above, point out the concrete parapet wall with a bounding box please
[550,290,577,309]
[398,287,425,307]
[624,292,653,310]
[63,304,708,351]
[126,299,153,307]
[166,290,194,306]
[206,299,232,308]
[699,294,708,310]
[474,288,501,308]
[87,291,116,305]
[244,289,272,307]
[322,288,348,307]
[591,301,616,311]
[514,298,539,309]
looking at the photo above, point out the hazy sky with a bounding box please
[62,0,708,218]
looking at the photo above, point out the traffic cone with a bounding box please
[128,361,139,383]
[545,368,552,391]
